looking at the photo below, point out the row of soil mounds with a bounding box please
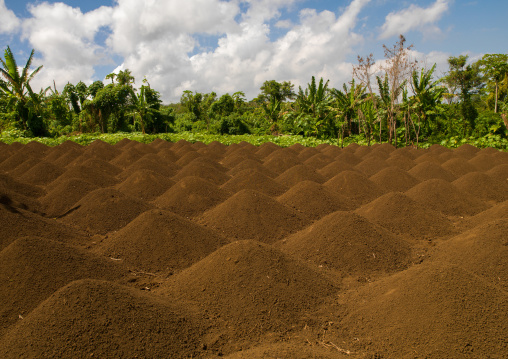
[0,138,507,358]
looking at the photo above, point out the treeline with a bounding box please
[1,36,507,148]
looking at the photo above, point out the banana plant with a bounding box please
[330,79,366,138]
[0,46,44,133]
[292,76,334,138]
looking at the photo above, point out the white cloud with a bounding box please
[0,0,21,34]
[22,2,114,90]
[379,0,450,40]
[18,0,375,102]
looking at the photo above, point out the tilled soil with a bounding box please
[0,140,507,358]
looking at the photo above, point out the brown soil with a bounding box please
[324,170,386,204]
[0,237,127,335]
[277,180,357,219]
[159,240,337,339]
[96,209,227,274]
[275,163,326,187]
[453,171,508,203]
[0,140,506,358]
[41,177,99,217]
[222,169,287,197]
[369,165,420,192]
[405,178,490,217]
[274,211,412,276]
[154,176,231,218]
[198,189,309,243]
[115,169,175,201]
[408,160,457,182]
[356,191,455,240]
[59,188,153,235]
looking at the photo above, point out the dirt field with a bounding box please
[0,139,507,358]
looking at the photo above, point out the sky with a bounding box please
[1,0,507,103]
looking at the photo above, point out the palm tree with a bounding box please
[0,46,43,132]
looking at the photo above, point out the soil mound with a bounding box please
[154,176,231,218]
[197,145,225,161]
[303,153,333,170]
[275,211,411,276]
[334,151,362,166]
[441,157,479,177]
[461,200,508,229]
[0,279,204,359]
[59,188,153,235]
[78,156,123,176]
[220,147,260,168]
[317,160,354,179]
[161,240,337,336]
[47,163,119,189]
[369,166,420,192]
[354,156,389,177]
[173,158,230,185]
[356,191,454,240]
[51,147,84,167]
[222,169,287,197]
[0,184,42,214]
[277,180,357,219]
[452,171,508,202]
[40,178,99,217]
[432,218,508,292]
[120,153,180,179]
[0,206,88,250]
[115,169,175,201]
[408,161,457,182]
[289,142,306,153]
[174,148,200,165]
[487,163,508,181]
[275,164,326,187]
[324,170,385,204]
[468,152,505,171]
[262,149,303,174]
[227,158,277,178]
[0,237,127,334]
[453,143,481,158]
[109,146,144,168]
[15,140,50,158]
[337,261,508,358]
[255,141,280,158]
[96,209,227,273]
[199,189,309,244]
[0,172,45,198]
[82,139,121,161]
[0,152,36,173]
[156,147,179,162]
[297,146,320,161]
[406,178,489,217]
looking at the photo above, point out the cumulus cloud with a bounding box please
[22,2,114,90]
[15,0,455,103]
[0,0,21,34]
[379,0,450,40]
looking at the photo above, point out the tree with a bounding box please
[257,80,295,103]
[116,69,135,87]
[477,54,508,113]
[0,46,45,134]
[292,76,333,138]
[331,79,365,144]
[128,85,159,134]
[445,55,482,135]
[381,35,417,146]
[410,64,446,147]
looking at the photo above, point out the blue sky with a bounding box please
[1,0,507,102]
